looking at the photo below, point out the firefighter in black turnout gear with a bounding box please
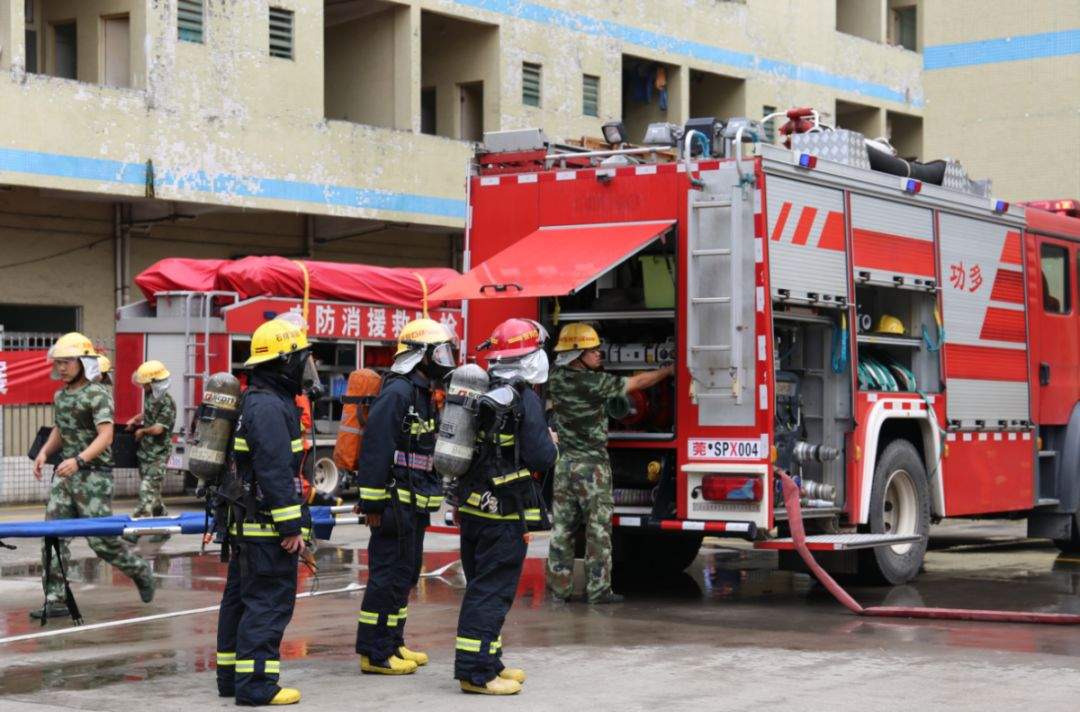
[215,317,318,706]
[354,318,457,675]
[454,319,558,696]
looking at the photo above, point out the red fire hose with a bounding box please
[778,470,1080,624]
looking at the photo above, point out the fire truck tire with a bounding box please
[860,439,931,585]
[313,457,342,498]
[612,529,704,576]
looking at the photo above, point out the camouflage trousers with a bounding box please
[42,470,152,603]
[134,459,168,518]
[131,458,170,543]
[545,458,614,602]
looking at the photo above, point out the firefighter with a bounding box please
[30,333,155,620]
[124,361,177,543]
[545,323,674,604]
[454,319,558,696]
[215,317,315,706]
[354,318,456,675]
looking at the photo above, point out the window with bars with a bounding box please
[582,74,599,117]
[522,62,541,108]
[178,0,204,43]
[269,7,294,60]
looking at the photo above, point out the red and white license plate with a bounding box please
[688,437,766,461]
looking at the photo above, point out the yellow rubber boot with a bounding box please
[397,645,429,666]
[360,655,418,675]
[499,668,526,684]
[460,677,522,695]
[269,688,301,705]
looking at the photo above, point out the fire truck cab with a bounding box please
[432,115,1080,584]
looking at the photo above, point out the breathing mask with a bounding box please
[489,349,549,385]
[150,378,171,401]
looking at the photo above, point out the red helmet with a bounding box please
[479,318,548,361]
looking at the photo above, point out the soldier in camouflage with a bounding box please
[124,361,177,544]
[545,323,673,604]
[31,333,154,621]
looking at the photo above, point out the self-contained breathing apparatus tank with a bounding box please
[434,364,489,479]
[186,372,242,486]
[333,368,383,472]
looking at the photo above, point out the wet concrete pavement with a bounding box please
[3,499,1080,710]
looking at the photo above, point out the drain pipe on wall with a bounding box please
[113,204,136,310]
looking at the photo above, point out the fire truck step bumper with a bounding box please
[612,515,756,539]
[755,533,923,552]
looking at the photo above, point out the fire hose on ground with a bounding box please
[778,469,1080,625]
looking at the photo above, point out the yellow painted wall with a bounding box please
[922,1,1080,201]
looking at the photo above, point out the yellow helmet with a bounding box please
[554,323,600,352]
[395,318,454,356]
[48,332,98,360]
[134,359,170,385]
[393,318,456,375]
[246,318,310,366]
[97,355,112,374]
[874,314,906,335]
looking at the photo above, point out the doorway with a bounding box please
[102,14,130,88]
[458,81,483,142]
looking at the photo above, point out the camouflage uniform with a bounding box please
[133,393,176,519]
[545,367,627,602]
[42,382,152,604]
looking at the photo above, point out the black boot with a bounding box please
[29,601,71,620]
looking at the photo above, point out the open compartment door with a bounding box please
[430,220,675,301]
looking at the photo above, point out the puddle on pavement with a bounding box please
[7,540,1080,695]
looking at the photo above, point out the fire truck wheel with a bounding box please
[612,529,704,577]
[313,457,342,498]
[860,439,930,585]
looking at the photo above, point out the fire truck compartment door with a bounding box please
[429,220,675,301]
[766,176,848,306]
[938,214,1030,427]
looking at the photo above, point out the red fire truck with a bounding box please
[430,114,1080,584]
[114,256,462,495]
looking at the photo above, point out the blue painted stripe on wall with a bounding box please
[452,0,922,106]
[925,29,1080,70]
[0,148,466,220]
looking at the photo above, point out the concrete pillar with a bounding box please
[668,63,690,127]
[0,0,26,75]
[395,3,420,132]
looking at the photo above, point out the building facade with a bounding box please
[0,0,1070,341]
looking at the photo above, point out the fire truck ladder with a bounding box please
[179,291,234,431]
[686,190,745,404]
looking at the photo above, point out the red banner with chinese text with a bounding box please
[0,350,57,405]
[222,298,463,342]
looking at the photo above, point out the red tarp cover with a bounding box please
[134,258,229,299]
[429,220,674,301]
[136,256,460,309]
